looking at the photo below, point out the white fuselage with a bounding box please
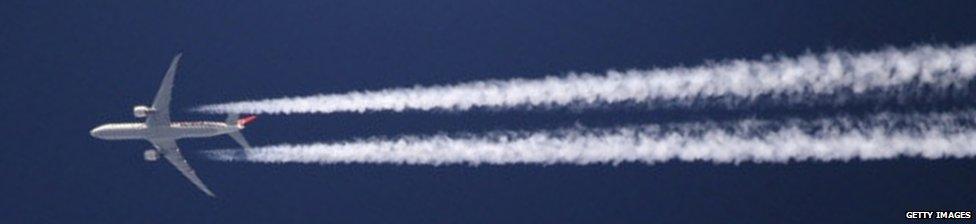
[90,121,239,141]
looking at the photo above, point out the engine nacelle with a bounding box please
[133,105,155,118]
[144,149,159,162]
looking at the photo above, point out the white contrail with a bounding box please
[204,111,976,165]
[194,44,976,114]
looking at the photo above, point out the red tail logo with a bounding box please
[237,115,257,127]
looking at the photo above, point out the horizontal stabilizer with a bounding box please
[228,131,252,151]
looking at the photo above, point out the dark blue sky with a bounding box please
[3,0,976,223]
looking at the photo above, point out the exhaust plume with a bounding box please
[194,44,976,114]
[204,111,976,165]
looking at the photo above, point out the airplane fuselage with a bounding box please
[90,121,240,141]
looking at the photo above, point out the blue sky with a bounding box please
[2,0,976,223]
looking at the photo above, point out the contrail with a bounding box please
[204,111,976,165]
[194,44,976,114]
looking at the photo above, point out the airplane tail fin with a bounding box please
[225,114,258,128]
[225,114,255,151]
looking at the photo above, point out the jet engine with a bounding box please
[144,149,159,162]
[133,105,155,118]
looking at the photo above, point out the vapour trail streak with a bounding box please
[204,111,976,165]
[193,44,976,115]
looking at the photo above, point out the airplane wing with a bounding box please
[146,53,182,127]
[150,138,216,197]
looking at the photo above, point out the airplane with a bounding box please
[89,53,255,197]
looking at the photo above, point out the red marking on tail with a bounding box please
[237,115,257,126]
